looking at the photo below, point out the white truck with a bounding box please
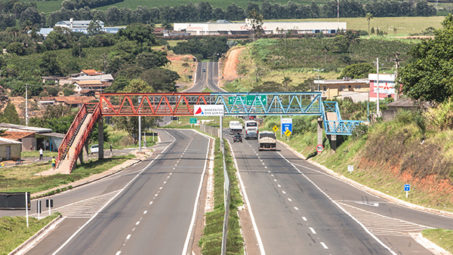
[229,121,243,135]
[244,120,258,139]
[258,131,277,151]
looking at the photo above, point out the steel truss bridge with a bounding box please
[57,92,363,173]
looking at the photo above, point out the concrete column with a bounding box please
[317,117,323,154]
[98,117,104,160]
[78,149,83,165]
[330,134,337,152]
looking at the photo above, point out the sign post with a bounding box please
[272,125,278,134]
[404,184,410,198]
[190,117,197,128]
[281,118,293,138]
[316,144,324,154]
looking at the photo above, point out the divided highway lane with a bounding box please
[229,137,390,255]
[184,62,224,92]
[24,129,210,255]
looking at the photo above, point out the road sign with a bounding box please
[404,184,410,191]
[190,118,197,124]
[281,118,293,136]
[285,130,292,136]
[316,144,324,153]
[228,95,267,106]
[194,105,224,116]
[273,125,279,132]
[348,165,354,173]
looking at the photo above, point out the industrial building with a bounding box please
[173,19,346,36]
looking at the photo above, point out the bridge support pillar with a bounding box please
[329,135,337,152]
[98,117,104,160]
[78,149,83,165]
[317,118,323,154]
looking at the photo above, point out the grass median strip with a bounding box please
[199,138,244,255]
[0,155,134,194]
[0,213,60,254]
[422,229,453,253]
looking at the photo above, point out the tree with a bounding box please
[87,20,103,35]
[339,63,374,79]
[136,51,169,69]
[399,14,453,103]
[247,9,264,41]
[122,78,154,93]
[1,103,20,124]
[6,42,25,55]
[40,52,62,76]
[366,12,373,34]
[140,68,179,92]
[118,23,156,46]
[71,43,86,57]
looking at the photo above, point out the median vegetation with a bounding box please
[199,138,244,255]
[0,213,60,254]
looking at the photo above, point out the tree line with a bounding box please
[0,0,438,30]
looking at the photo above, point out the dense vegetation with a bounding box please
[171,37,229,60]
[399,14,453,103]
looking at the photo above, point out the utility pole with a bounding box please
[394,52,401,101]
[376,57,380,118]
[25,84,29,126]
[138,97,142,152]
[337,0,340,23]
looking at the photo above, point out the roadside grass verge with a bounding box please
[0,213,60,254]
[0,155,134,194]
[422,229,453,253]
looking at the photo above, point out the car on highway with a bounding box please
[258,131,276,151]
[229,121,243,135]
[245,120,258,139]
[90,144,99,154]
[233,133,242,143]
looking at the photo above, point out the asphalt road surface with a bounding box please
[19,129,210,255]
[227,134,453,255]
[185,62,225,92]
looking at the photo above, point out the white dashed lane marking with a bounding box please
[309,227,316,234]
[320,242,328,249]
[126,234,131,240]
[302,217,307,221]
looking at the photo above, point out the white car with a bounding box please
[90,144,99,154]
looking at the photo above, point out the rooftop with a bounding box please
[0,123,52,133]
[0,137,22,145]
[2,131,36,140]
[314,79,369,84]
[76,80,103,85]
[81,69,103,76]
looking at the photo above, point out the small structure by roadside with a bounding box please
[0,137,22,161]
[314,78,369,101]
[382,98,430,121]
[0,123,64,152]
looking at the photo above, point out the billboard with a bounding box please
[194,105,224,116]
[369,73,396,101]
[0,192,30,209]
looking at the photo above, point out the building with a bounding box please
[314,78,369,101]
[74,80,111,95]
[369,73,396,101]
[173,19,346,36]
[0,123,64,152]
[38,19,124,37]
[0,137,22,161]
[80,69,103,76]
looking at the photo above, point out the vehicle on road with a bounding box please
[90,144,99,154]
[229,121,243,135]
[233,133,242,143]
[245,120,258,139]
[258,131,276,151]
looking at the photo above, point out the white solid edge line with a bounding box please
[227,139,266,255]
[277,151,397,255]
[52,130,176,255]
[181,134,211,255]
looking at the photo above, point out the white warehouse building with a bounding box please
[173,19,347,36]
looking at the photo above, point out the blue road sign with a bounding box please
[404,184,410,191]
[281,118,293,135]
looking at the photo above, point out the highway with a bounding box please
[227,135,453,255]
[185,62,225,92]
[21,130,210,255]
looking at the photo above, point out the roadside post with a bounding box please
[46,199,53,216]
[25,192,29,228]
[273,125,278,135]
[348,165,354,173]
[37,200,42,219]
[404,184,410,198]
[284,129,291,140]
[190,117,197,128]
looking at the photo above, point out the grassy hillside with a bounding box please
[225,37,413,92]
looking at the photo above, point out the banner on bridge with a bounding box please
[194,105,224,116]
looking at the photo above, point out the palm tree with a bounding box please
[366,13,374,35]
